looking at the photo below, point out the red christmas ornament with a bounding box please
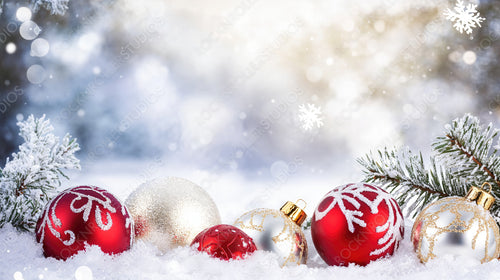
[311,183,404,266]
[35,186,134,260]
[191,224,257,260]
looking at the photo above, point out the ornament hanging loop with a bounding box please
[295,199,307,210]
[481,182,493,193]
[466,183,495,210]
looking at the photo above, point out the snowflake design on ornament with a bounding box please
[444,0,485,34]
[314,183,404,256]
[298,103,324,131]
[37,186,133,247]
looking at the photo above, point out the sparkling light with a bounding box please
[463,50,477,65]
[75,266,93,280]
[92,66,101,75]
[5,42,16,54]
[16,7,32,22]
[26,64,47,84]
[448,51,461,62]
[13,271,24,280]
[19,21,41,40]
[31,38,50,57]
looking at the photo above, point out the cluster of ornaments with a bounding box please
[33,177,500,267]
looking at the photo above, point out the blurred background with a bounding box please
[0,0,499,187]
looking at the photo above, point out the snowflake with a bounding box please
[298,103,324,131]
[443,0,485,34]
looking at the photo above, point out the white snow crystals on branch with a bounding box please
[31,0,69,15]
[298,103,324,131]
[444,0,485,34]
[314,183,404,256]
[0,115,80,231]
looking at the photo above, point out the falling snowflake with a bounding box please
[298,103,324,131]
[443,0,485,34]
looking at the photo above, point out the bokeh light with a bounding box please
[19,20,41,40]
[75,266,93,280]
[26,64,46,84]
[16,7,32,22]
[5,42,16,54]
[31,38,50,57]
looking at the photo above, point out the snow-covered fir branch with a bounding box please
[31,0,69,15]
[0,115,80,231]
[358,114,500,221]
[358,148,462,218]
[433,114,500,188]
[0,0,69,16]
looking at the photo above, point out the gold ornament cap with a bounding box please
[280,199,307,226]
[465,182,495,210]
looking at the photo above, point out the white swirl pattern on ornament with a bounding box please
[314,183,404,256]
[37,186,133,246]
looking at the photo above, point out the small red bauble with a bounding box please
[311,183,404,266]
[35,186,134,260]
[191,224,257,260]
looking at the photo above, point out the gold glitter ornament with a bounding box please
[234,200,308,266]
[125,177,221,252]
[411,183,500,263]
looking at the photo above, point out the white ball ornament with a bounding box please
[125,177,221,252]
[412,183,500,263]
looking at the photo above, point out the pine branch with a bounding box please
[433,114,500,189]
[31,0,69,15]
[0,115,80,231]
[358,114,500,222]
[358,148,466,217]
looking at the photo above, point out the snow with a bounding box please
[2,160,500,279]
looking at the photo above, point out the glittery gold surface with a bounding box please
[126,177,221,252]
[412,196,500,263]
[234,208,308,266]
